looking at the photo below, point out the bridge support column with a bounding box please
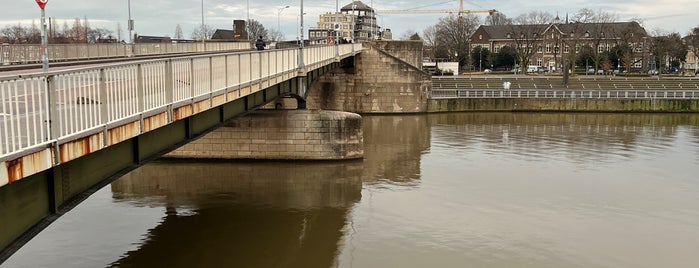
[165,110,363,160]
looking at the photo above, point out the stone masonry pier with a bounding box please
[166,110,363,160]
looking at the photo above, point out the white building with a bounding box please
[309,1,388,44]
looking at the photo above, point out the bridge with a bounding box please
[2,39,699,261]
[0,42,365,261]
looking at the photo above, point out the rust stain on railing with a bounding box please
[5,159,22,184]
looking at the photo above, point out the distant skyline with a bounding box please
[2,0,697,41]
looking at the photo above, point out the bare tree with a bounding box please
[485,12,511,26]
[432,14,481,70]
[422,25,437,46]
[267,29,284,42]
[190,24,214,40]
[27,21,41,43]
[174,24,184,39]
[87,28,113,43]
[509,11,553,72]
[614,21,647,72]
[247,19,269,41]
[0,23,26,43]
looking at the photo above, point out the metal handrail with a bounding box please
[0,42,252,65]
[430,89,699,99]
[0,44,362,167]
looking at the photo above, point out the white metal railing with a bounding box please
[0,43,361,162]
[0,42,251,65]
[431,89,699,99]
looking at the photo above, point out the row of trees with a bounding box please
[1,18,277,44]
[1,17,115,44]
[401,9,698,74]
[188,19,279,42]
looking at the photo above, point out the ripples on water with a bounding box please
[4,113,699,268]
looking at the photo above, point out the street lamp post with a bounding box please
[201,0,205,43]
[128,0,133,44]
[278,5,289,39]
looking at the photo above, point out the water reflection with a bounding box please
[361,115,430,186]
[428,112,699,165]
[108,161,363,268]
[4,112,699,268]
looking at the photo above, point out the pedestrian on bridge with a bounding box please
[255,36,266,50]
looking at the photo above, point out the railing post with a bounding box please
[98,68,109,147]
[44,75,60,164]
[136,64,145,133]
[224,55,229,102]
[190,58,195,105]
[209,56,213,107]
[165,60,174,122]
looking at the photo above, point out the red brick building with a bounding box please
[470,21,648,72]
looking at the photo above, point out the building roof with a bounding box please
[476,21,646,40]
[211,29,237,40]
[341,1,373,12]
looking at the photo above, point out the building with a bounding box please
[470,21,649,72]
[212,20,249,41]
[310,1,384,44]
[683,41,698,74]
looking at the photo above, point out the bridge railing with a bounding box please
[0,42,252,65]
[0,44,360,169]
[431,89,699,99]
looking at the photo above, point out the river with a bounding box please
[4,112,699,268]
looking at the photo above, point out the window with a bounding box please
[546,43,551,53]
[537,58,543,66]
[554,45,559,54]
[506,33,512,38]
[564,45,569,53]
[537,46,542,53]
[598,45,604,53]
[479,34,482,40]
[584,31,590,37]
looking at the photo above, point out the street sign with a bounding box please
[36,0,48,9]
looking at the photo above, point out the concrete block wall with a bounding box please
[306,41,431,113]
[166,110,363,160]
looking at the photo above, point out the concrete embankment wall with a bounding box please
[166,110,363,160]
[306,41,431,113]
[428,98,699,113]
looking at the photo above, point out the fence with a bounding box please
[0,42,252,65]
[0,43,362,162]
[431,89,699,99]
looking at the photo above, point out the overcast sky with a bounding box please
[2,0,698,41]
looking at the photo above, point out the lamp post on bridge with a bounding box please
[127,0,134,44]
[278,5,289,40]
[35,0,49,72]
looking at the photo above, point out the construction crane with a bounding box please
[379,0,496,16]
[379,9,497,15]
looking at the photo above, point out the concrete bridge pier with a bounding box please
[166,109,364,160]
